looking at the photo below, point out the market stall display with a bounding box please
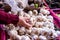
[3,7,60,40]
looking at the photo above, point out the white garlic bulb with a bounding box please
[36,16,43,22]
[47,15,53,22]
[21,35,30,40]
[42,16,47,22]
[30,3,34,7]
[35,22,44,28]
[49,23,54,29]
[31,27,38,34]
[20,27,26,32]
[37,28,43,34]
[28,11,33,17]
[56,31,60,36]
[32,35,38,40]
[40,8,50,15]
[43,21,50,27]
[8,29,18,37]
[33,10,38,16]
[39,35,47,40]
[47,15,53,20]
[52,33,58,38]
[30,17,36,25]
[26,27,32,34]
[6,24,16,30]
[39,13,43,16]
[18,27,26,35]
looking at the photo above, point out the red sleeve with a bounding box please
[0,10,19,25]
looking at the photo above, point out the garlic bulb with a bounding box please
[35,22,44,28]
[8,29,18,39]
[21,35,30,40]
[18,27,26,35]
[47,15,53,20]
[47,15,53,22]
[26,27,32,34]
[36,16,43,22]
[30,3,34,7]
[30,17,36,25]
[39,13,43,16]
[39,35,47,40]
[33,10,38,16]
[40,8,50,15]
[52,33,58,38]
[28,11,33,17]
[32,35,38,40]
[23,13,30,18]
[42,16,47,22]
[31,27,38,34]
[56,31,60,36]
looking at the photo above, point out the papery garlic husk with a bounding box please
[30,3,34,7]
[28,11,33,17]
[33,10,38,16]
[39,35,47,40]
[40,8,50,15]
[21,35,30,40]
[35,22,44,28]
[31,34,38,40]
[18,27,26,35]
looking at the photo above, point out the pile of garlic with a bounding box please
[4,8,60,40]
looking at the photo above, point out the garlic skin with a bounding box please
[21,35,30,40]
[39,13,43,16]
[40,8,50,15]
[52,33,58,38]
[8,29,20,40]
[26,27,32,34]
[39,35,47,40]
[35,22,44,28]
[42,16,47,22]
[56,31,60,36]
[31,27,38,34]
[36,16,43,22]
[18,27,26,35]
[32,35,38,40]
[33,10,38,16]
[47,15,53,22]
[47,15,53,20]
[30,3,34,7]
[30,17,37,26]
[8,29,18,36]
[28,11,33,17]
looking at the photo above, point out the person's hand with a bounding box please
[17,16,32,28]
